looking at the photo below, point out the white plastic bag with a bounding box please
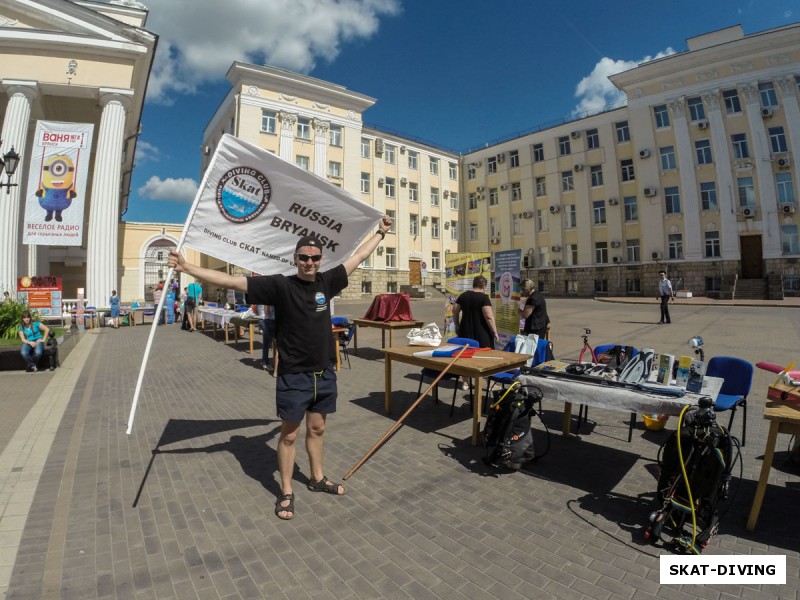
[407,322,443,346]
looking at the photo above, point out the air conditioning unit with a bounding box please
[549,205,560,214]
[376,246,383,254]
[497,153,506,163]
[500,183,508,190]
[476,186,485,192]
[470,161,482,168]
[421,216,429,224]
[652,251,662,260]
[761,107,774,118]
[644,187,657,197]
[375,138,385,154]
[400,177,408,185]
[696,119,709,130]
[490,237,500,245]
[201,145,211,156]
[782,203,795,215]
[378,178,385,186]
[610,241,621,248]
[612,256,623,264]
[639,149,651,159]
[477,194,485,201]
[552,259,562,267]
[400,145,406,153]
[444,221,451,229]
[574,163,584,172]
[778,157,791,169]
[521,210,533,219]
[443,190,449,197]
[551,245,561,253]
[742,206,756,218]
[608,197,619,206]
[571,130,581,139]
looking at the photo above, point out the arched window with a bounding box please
[144,238,176,301]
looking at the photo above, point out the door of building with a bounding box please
[740,235,763,279]
[409,260,421,286]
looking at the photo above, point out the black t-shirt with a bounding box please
[246,265,348,373]
[523,291,549,334]
[455,290,494,348]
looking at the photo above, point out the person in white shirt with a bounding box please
[657,270,675,324]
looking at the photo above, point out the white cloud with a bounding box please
[138,175,198,203]
[145,0,401,103]
[134,140,160,163]
[572,49,676,117]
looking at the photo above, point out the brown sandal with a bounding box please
[275,493,295,520]
[307,476,345,495]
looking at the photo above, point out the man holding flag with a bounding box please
[168,214,391,520]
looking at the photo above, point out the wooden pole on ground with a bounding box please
[343,344,469,480]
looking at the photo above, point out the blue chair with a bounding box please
[331,316,350,326]
[706,356,754,446]
[484,337,555,408]
[337,322,356,369]
[417,337,478,416]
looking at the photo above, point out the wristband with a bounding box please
[376,229,386,239]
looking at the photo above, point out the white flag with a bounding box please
[183,134,383,274]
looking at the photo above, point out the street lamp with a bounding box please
[0,141,20,195]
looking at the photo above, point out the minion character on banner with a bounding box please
[36,154,77,222]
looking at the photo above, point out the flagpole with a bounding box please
[126,159,218,435]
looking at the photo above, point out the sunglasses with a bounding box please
[297,253,322,263]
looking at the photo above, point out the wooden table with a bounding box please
[232,317,259,353]
[332,326,346,371]
[383,346,532,445]
[746,386,800,531]
[197,308,239,341]
[352,319,423,353]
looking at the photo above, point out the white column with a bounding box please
[86,90,131,307]
[776,77,800,193]
[278,111,296,162]
[312,118,329,177]
[668,97,702,259]
[703,89,739,258]
[0,81,37,292]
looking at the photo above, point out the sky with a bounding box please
[120,0,798,224]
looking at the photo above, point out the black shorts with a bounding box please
[275,367,337,422]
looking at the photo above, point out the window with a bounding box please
[511,182,521,201]
[295,155,309,170]
[490,218,500,238]
[558,136,571,156]
[432,251,441,271]
[653,104,670,128]
[409,214,418,236]
[595,279,608,293]
[586,128,599,149]
[627,239,640,262]
[297,117,311,140]
[386,210,396,232]
[687,96,705,122]
[705,231,721,258]
[565,205,577,228]
[361,137,370,158]
[450,192,459,210]
[361,280,372,294]
[616,120,630,143]
[261,109,277,133]
[430,157,439,176]
[769,126,788,153]
[621,159,635,182]
[536,210,548,232]
[782,225,799,254]
[700,182,718,211]
[408,151,418,170]
[668,233,683,259]
[535,177,546,196]
[562,171,574,192]
[590,165,604,187]
[385,177,395,198]
[532,143,544,162]
[469,194,478,210]
[449,162,457,179]
[624,196,638,222]
[328,161,341,178]
[695,139,713,165]
[329,125,342,147]
[538,246,549,268]
[776,172,795,206]
[360,172,370,194]
[759,82,778,107]
[737,176,755,207]
[723,89,741,115]
[660,146,676,170]
[665,186,681,214]
[626,279,641,293]
[732,133,749,159]
[385,247,396,268]
[467,165,476,179]
[593,200,606,225]
[385,144,396,164]
[595,242,608,264]
[362,254,372,269]
[489,188,498,205]
[568,244,579,267]
[509,150,519,168]
[487,156,497,173]
[430,187,440,207]
[706,277,722,293]
[451,221,458,240]
[408,182,418,202]
[431,217,440,239]
[512,214,522,235]
[469,222,478,241]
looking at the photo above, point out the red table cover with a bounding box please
[362,293,414,321]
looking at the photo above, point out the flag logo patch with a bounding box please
[215,166,271,223]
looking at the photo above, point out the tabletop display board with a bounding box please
[17,275,63,317]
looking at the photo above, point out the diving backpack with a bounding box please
[483,383,546,469]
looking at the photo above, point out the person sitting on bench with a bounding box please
[18,310,49,373]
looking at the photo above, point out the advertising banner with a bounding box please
[493,250,522,349]
[23,121,94,247]
[17,275,63,317]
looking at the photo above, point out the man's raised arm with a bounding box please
[342,215,393,276]
[168,251,248,292]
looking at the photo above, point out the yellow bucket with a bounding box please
[643,414,669,431]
